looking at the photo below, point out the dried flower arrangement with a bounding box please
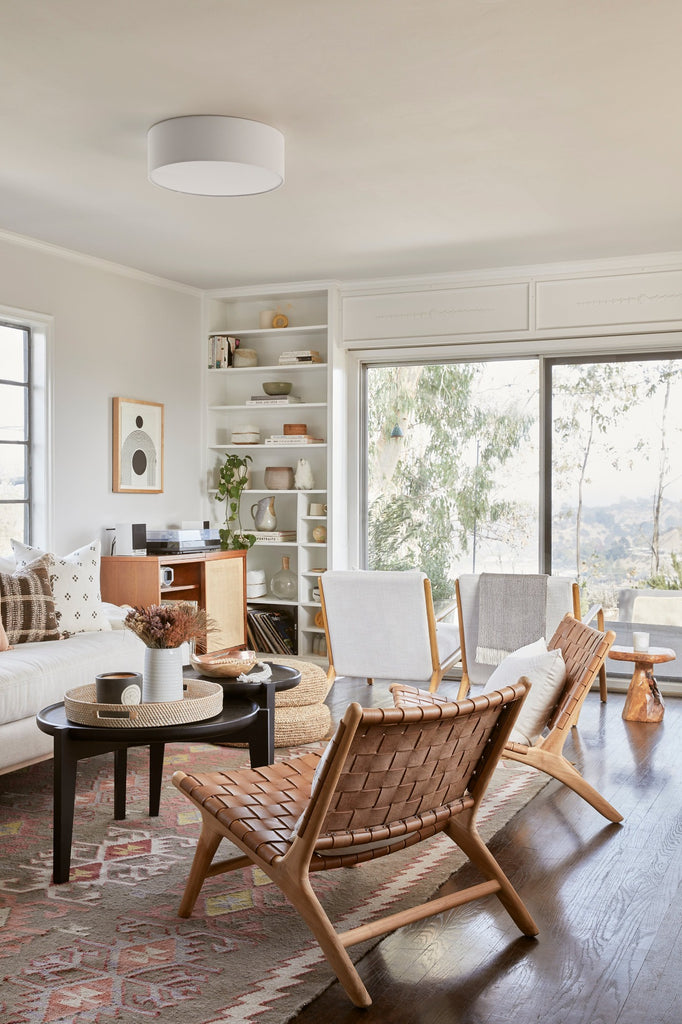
[124,603,210,650]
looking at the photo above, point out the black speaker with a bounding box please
[132,523,147,551]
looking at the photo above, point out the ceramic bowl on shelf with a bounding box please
[262,381,292,396]
[190,648,259,678]
[233,348,258,367]
[264,466,295,489]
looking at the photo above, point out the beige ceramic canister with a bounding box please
[264,466,295,490]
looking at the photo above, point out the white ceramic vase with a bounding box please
[143,646,185,703]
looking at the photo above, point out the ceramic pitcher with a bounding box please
[251,495,277,531]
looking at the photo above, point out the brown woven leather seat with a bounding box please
[392,614,622,824]
[173,682,537,1007]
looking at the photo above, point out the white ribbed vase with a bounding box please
[143,647,185,703]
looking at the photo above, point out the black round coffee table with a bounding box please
[37,697,259,884]
[187,660,301,765]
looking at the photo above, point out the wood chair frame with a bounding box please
[393,614,621,824]
[172,683,537,1007]
[455,577,608,702]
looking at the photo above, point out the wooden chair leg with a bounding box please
[503,747,623,824]
[599,663,607,702]
[445,818,538,937]
[277,871,372,1007]
[456,674,470,700]
[428,668,443,693]
[178,821,223,918]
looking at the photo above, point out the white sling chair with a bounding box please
[319,570,460,690]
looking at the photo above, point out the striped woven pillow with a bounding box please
[0,557,59,644]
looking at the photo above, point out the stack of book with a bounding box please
[247,609,296,654]
[265,434,323,445]
[245,394,301,406]
[278,350,322,365]
[251,530,296,543]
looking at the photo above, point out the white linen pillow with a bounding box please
[483,637,566,746]
[11,539,111,637]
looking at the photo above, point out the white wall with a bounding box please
[0,234,202,554]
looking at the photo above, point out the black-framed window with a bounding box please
[0,321,31,554]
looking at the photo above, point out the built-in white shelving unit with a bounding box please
[202,284,339,660]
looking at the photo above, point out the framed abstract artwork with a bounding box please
[112,397,164,493]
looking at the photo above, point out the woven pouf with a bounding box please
[259,655,333,747]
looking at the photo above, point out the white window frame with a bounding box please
[0,303,53,552]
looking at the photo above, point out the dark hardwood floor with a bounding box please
[288,675,682,1024]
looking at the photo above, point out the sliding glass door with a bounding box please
[548,355,682,676]
[365,351,682,675]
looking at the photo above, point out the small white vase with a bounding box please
[143,647,185,703]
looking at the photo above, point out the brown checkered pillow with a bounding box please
[0,557,60,644]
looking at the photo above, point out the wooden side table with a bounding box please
[608,646,675,723]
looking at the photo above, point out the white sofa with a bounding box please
[0,615,145,775]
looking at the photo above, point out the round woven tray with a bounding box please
[64,680,223,728]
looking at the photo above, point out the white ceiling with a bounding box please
[2,0,681,290]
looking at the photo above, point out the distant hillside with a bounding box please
[552,496,682,582]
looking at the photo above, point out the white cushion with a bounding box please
[483,637,566,746]
[11,539,111,637]
[0,629,145,727]
[436,621,460,663]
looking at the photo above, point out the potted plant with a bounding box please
[215,453,256,550]
[124,602,211,702]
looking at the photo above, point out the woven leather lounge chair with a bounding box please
[172,682,537,1007]
[393,614,622,824]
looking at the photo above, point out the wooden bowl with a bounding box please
[190,649,258,678]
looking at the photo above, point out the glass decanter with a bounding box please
[271,556,297,600]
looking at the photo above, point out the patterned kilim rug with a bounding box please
[0,742,547,1024]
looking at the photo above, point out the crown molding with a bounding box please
[0,227,202,297]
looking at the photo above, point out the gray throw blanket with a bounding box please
[475,573,548,664]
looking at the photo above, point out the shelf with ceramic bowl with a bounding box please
[208,403,327,412]
[207,363,326,375]
[209,443,327,450]
[213,324,328,369]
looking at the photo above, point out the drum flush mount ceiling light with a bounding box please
[147,115,284,196]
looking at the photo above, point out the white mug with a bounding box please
[309,502,327,517]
